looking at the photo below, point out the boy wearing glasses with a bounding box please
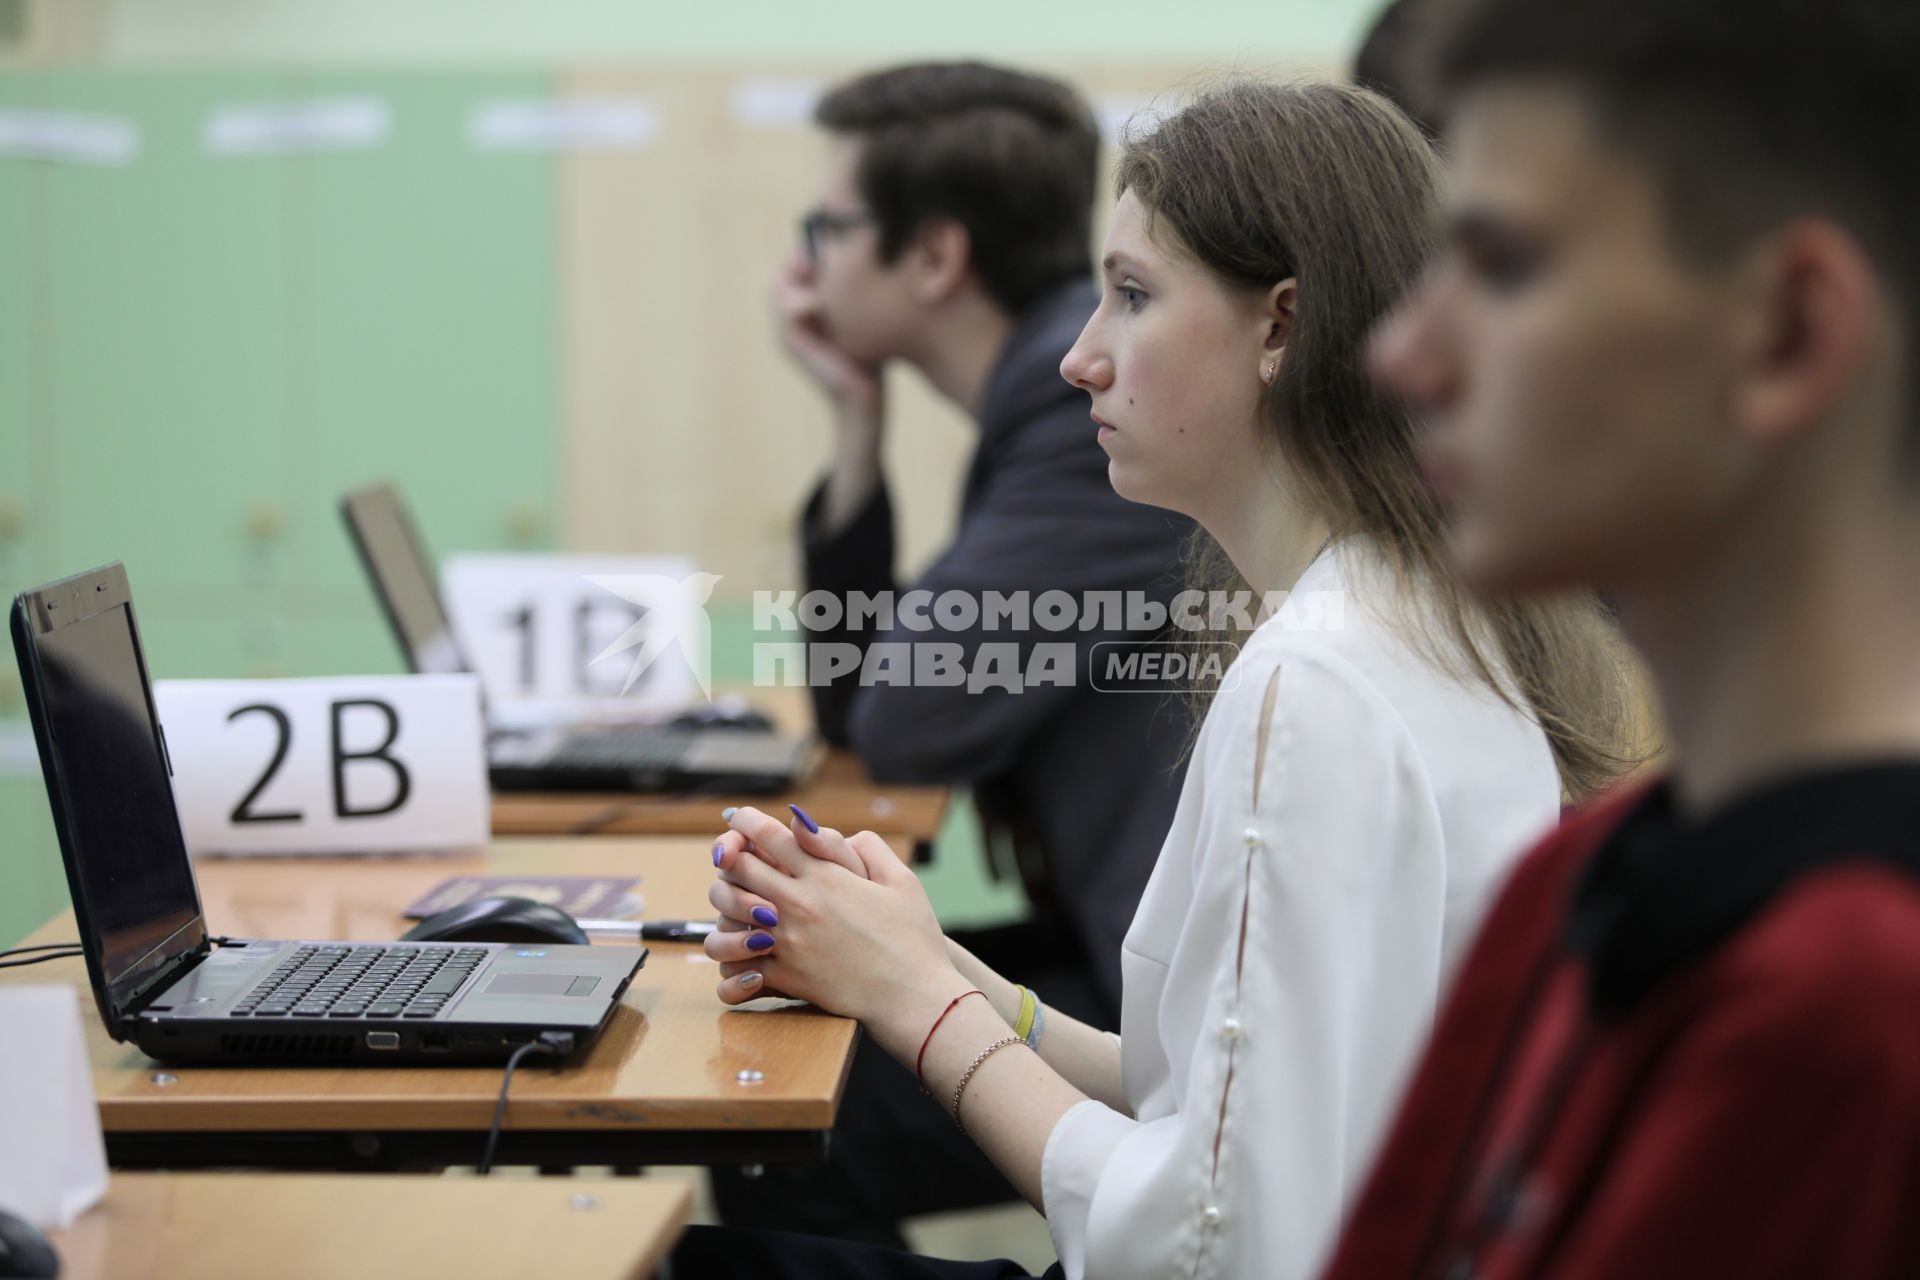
[725,62,1191,1249]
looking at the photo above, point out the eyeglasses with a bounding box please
[799,207,873,259]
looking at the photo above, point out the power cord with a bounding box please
[477,1030,575,1175]
[0,936,244,969]
[0,942,82,969]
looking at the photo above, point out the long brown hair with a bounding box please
[1119,80,1645,798]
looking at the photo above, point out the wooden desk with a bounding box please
[47,1173,691,1280]
[2,838,856,1170]
[490,747,952,854]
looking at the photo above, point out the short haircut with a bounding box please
[1352,0,1446,137]
[814,62,1100,316]
[1438,0,1920,409]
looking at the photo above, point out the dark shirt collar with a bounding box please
[975,278,1098,441]
[1567,761,1920,1018]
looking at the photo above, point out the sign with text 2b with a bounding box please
[153,675,489,856]
[441,553,704,721]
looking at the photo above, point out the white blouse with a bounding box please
[1039,544,1561,1280]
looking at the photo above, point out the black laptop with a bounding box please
[10,563,646,1065]
[340,483,814,793]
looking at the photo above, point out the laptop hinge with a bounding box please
[117,941,213,1028]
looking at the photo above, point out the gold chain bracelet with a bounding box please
[950,1036,1024,1134]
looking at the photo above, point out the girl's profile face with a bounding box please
[1061,189,1282,523]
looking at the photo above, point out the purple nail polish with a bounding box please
[788,803,820,835]
[746,932,776,952]
[751,906,779,928]
[712,841,725,867]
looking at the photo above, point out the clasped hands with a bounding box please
[704,804,975,1060]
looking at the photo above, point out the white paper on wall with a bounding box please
[203,97,392,155]
[0,109,140,165]
[728,78,825,129]
[468,99,661,152]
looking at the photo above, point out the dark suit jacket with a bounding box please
[800,279,1193,1011]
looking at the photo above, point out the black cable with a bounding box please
[0,951,81,969]
[477,1031,575,1175]
[0,943,83,969]
[0,937,242,970]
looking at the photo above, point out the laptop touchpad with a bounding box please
[485,973,588,996]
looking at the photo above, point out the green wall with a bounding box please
[0,62,1030,941]
[0,69,558,943]
[100,0,1390,67]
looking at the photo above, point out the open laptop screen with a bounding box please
[14,567,203,1012]
[340,484,468,676]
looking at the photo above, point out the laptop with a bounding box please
[340,483,814,793]
[10,563,646,1065]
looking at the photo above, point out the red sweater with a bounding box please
[1319,770,1920,1280]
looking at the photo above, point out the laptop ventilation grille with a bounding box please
[218,1032,358,1058]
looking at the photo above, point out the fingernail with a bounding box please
[712,841,725,867]
[739,971,764,990]
[720,806,738,821]
[746,932,776,952]
[788,803,819,835]
[751,906,779,928]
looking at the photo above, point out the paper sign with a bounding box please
[203,97,392,155]
[442,553,711,721]
[468,99,661,152]
[154,674,489,857]
[0,986,108,1230]
[0,109,139,165]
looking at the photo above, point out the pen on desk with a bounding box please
[577,918,719,941]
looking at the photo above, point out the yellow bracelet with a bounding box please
[1012,985,1037,1042]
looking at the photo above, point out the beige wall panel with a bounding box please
[0,0,109,66]
[559,60,1347,602]
[557,70,713,566]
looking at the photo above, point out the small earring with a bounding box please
[1260,359,1277,385]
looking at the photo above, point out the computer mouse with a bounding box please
[401,896,590,946]
[0,1209,58,1279]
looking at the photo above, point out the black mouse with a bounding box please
[401,896,590,946]
[0,1210,58,1279]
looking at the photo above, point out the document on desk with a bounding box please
[402,874,641,920]
[0,986,108,1230]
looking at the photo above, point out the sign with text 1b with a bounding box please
[153,674,489,857]
[441,553,709,722]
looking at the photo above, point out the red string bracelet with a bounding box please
[916,989,986,1094]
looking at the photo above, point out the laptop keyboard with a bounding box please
[544,729,691,771]
[231,944,490,1020]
